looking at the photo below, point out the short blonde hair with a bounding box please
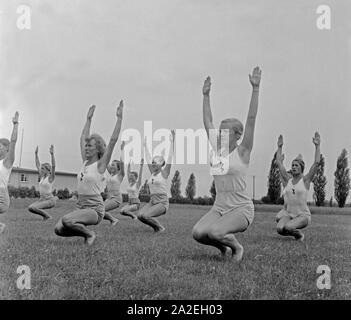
[130,171,138,179]
[0,138,10,152]
[221,118,243,134]
[41,163,52,173]
[86,134,106,159]
[152,155,165,167]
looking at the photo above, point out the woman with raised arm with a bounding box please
[0,112,19,234]
[103,142,126,226]
[120,158,144,220]
[138,131,175,232]
[28,145,57,220]
[192,67,262,262]
[275,133,321,241]
[54,101,123,245]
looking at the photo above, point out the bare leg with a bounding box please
[54,219,79,237]
[0,190,10,233]
[207,210,249,261]
[120,204,138,220]
[192,208,231,256]
[276,216,292,236]
[138,203,166,232]
[284,216,310,241]
[103,198,120,226]
[55,209,99,245]
[276,209,289,223]
[28,199,55,220]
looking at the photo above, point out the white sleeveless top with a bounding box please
[77,161,106,195]
[105,171,122,198]
[127,183,140,199]
[39,176,53,196]
[283,178,311,215]
[0,159,12,189]
[148,172,168,195]
[210,148,252,211]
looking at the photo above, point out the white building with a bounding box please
[9,167,77,192]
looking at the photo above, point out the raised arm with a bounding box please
[304,132,321,185]
[4,112,19,169]
[202,77,219,153]
[97,100,123,174]
[118,141,125,181]
[80,105,95,162]
[240,67,262,156]
[136,158,144,189]
[143,138,153,174]
[275,135,290,187]
[35,146,41,172]
[49,145,56,183]
[127,160,131,177]
[162,130,175,179]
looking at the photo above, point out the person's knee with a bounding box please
[28,204,37,212]
[137,211,147,221]
[62,216,74,229]
[284,224,295,232]
[54,221,63,236]
[276,224,286,235]
[207,227,225,242]
[192,225,206,241]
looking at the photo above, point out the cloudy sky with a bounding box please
[0,0,350,199]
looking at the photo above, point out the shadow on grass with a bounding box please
[177,252,227,262]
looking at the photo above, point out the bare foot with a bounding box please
[43,215,52,221]
[232,244,244,262]
[111,218,119,226]
[294,231,305,241]
[85,232,96,246]
[155,226,166,233]
[0,223,6,234]
[221,246,232,258]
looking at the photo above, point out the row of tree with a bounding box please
[8,186,72,199]
[139,170,199,201]
[10,148,350,208]
[265,148,350,208]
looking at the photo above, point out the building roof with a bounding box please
[12,167,77,177]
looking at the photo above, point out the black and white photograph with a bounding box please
[0,0,350,307]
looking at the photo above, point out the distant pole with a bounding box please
[252,175,256,200]
[19,128,24,168]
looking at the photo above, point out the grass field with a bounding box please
[0,199,350,300]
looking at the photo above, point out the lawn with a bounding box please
[0,199,350,300]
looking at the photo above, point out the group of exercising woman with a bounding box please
[0,66,322,261]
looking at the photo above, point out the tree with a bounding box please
[170,170,182,200]
[28,186,37,198]
[185,173,196,201]
[210,180,216,201]
[57,188,70,199]
[334,149,350,208]
[266,152,282,204]
[312,154,327,206]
